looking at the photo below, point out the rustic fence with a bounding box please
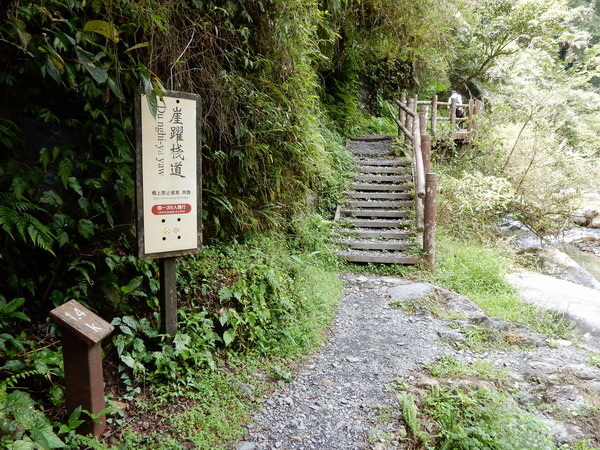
[393,94,484,267]
[395,94,484,144]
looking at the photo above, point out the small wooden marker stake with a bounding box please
[50,300,114,438]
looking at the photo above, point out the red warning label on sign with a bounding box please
[151,204,192,215]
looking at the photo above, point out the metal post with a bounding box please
[424,173,437,269]
[159,257,178,338]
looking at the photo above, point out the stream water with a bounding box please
[562,227,600,282]
[565,247,600,282]
[499,219,600,283]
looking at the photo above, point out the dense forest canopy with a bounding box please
[2,0,600,446]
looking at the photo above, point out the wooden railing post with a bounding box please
[424,173,437,268]
[467,99,475,137]
[431,95,438,137]
[413,114,425,232]
[406,97,415,147]
[399,92,406,139]
[419,106,427,135]
[449,97,457,127]
[421,134,432,174]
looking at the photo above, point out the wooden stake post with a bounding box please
[135,91,202,338]
[49,300,114,437]
[424,173,438,268]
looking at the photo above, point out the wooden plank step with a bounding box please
[346,200,413,208]
[354,174,412,183]
[349,150,394,156]
[352,158,411,166]
[336,239,414,251]
[335,229,416,239]
[350,135,392,142]
[341,219,411,228]
[344,192,413,200]
[341,209,410,218]
[337,251,420,265]
[350,183,412,192]
[355,166,411,174]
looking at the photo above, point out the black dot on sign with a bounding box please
[176,99,180,104]
[177,218,181,222]
[177,236,181,239]
[162,219,165,223]
[162,237,166,241]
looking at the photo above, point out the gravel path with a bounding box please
[238,271,600,450]
[242,273,446,449]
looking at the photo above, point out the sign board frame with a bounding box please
[135,90,202,260]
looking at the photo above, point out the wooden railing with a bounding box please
[395,94,484,143]
[394,96,445,268]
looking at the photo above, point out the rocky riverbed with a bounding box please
[237,273,600,449]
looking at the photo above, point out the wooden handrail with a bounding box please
[413,115,425,200]
[394,99,416,117]
[395,117,414,141]
[396,94,484,142]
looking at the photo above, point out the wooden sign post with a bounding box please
[135,91,202,338]
[49,300,114,437]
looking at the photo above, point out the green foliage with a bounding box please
[425,354,508,382]
[0,371,65,449]
[421,385,553,449]
[398,392,430,447]
[450,0,567,92]
[438,170,517,237]
[177,234,342,356]
[431,234,574,339]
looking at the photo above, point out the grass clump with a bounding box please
[419,385,553,449]
[424,355,508,383]
[394,357,553,450]
[430,234,573,340]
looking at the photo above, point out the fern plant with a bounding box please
[0,371,65,449]
[0,193,56,255]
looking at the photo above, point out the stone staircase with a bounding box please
[334,136,420,264]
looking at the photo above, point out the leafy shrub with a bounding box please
[438,171,516,237]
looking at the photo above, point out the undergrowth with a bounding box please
[429,233,574,340]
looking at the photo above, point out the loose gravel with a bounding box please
[239,272,600,449]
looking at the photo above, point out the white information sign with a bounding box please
[136,91,201,258]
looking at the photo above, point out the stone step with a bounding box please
[344,192,414,200]
[337,250,420,265]
[341,219,411,228]
[336,239,415,251]
[355,166,411,174]
[350,183,412,192]
[354,174,412,183]
[340,209,410,218]
[335,228,416,239]
[352,157,411,166]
